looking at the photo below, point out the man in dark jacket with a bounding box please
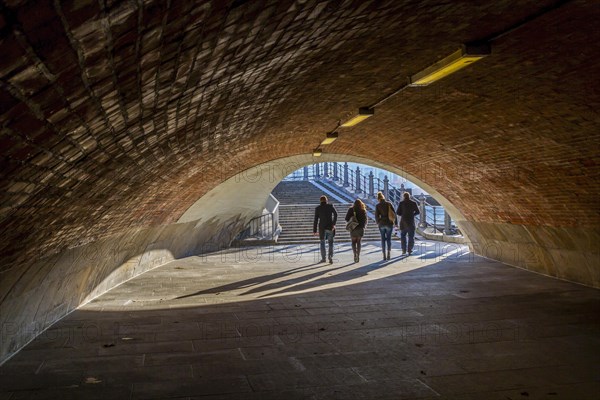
[313,195,337,263]
[396,192,420,255]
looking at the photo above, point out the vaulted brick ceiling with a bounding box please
[1,0,599,267]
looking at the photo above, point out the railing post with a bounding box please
[444,211,452,235]
[368,171,374,197]
[315,163,320,178]
[303,166,308,180]
[324,162,329,178]
[355,166,361,193]
[383,176,389,200]
[433,206,437,231]
[419,196,427,228]
[333,162,338,181]
[343,162,349,186]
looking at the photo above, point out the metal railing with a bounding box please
[284,162,460,235]
[235,194,281,241]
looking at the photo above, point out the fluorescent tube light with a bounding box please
[321,132,339,145]
[340,107,374,127]
[408,43,491,86]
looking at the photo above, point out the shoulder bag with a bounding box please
[387,202,396,223]
[346,211,359,231]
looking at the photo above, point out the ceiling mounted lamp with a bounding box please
[340,107,374,127]
[408,43,491,87]
[320,131,339,145]
[313,148,322,157]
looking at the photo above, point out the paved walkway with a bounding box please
[1,240,598,399]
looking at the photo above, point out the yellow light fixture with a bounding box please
[313,148,322,157]
[340,107,374,127]
[320,132,339,145]
[408,43,491,86]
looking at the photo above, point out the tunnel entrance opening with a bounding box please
[178,154,470,248]
[233,161,464,247]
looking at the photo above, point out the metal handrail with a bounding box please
[235,194,281,241]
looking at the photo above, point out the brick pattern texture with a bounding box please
[1,1,599,272]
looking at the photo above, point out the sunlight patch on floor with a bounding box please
[86,241,470,311]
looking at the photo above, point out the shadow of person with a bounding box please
[259,260,395,298]
[244,262,355,296]
[175,261,324,299]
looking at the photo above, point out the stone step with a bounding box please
[278,217,377,222]
[280,229,379,237]
[277,225,381,232]
[277,232,385,239]
[267,181,398,245]
[310,180,359,203]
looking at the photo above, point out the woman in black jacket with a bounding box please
[346,199,368,263]
[375,191,395,260]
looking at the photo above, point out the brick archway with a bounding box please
[1,0,599,365]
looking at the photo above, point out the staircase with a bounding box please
[272,181,382,244]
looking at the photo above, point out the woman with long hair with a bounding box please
[375,191,395,260]
[345,199,368,262]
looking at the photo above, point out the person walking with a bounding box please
[396,192,420,255]
[345,199,368,263]
[313,195,337,264]
[375,191,395,260]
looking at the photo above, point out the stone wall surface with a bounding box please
[0,213,248,365]
[1,0,599,364]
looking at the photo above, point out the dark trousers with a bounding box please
[400,226,416,252]
[320,229,334,260]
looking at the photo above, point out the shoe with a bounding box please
[357,255,360,262]
[402,251,407,255]
[329,258,333,264]
[382,253,386,260]
[387,251,391,260]
[320,259,326,263]
[354,255,358,263]
[408,250,413,255]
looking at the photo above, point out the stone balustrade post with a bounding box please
[419,197,427,228]
[444,211,452,235]
[383,176,389,200]
[343,163,349,186]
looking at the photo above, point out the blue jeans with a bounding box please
[401,226,416,253]
[320,229,334,260]
[379,225,393,253]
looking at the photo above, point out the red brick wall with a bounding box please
[0,0,598,309]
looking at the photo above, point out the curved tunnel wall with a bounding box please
[2,152,598,365]
[0,153,465,365]
[1,0,599,364]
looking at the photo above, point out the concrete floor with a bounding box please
[1,240,598,399]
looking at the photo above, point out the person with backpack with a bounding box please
[345,199,368,263]
[396,192,420,255]
[313,195,338,264]
[375,191,395,260]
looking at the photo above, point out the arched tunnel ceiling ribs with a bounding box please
[0,0,599,366]
[0,0,598,272]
